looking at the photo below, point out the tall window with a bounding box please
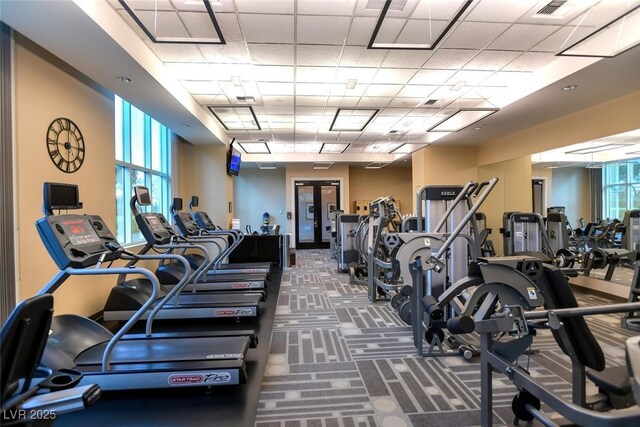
[115,96,172,244]
[602,159,640,220]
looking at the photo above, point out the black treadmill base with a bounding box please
[56,268,282,427]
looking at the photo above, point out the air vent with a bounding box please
[236,96,255,103]
[388,130,399,134]
[257,138,269,142]
[423,99,438,106]
[366,0,407,11]
[536,0,567,15]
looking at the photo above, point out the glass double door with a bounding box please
[295,180,340,249]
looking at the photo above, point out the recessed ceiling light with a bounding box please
[474,127,481,130]
[116,76,132,83]
[183,124,191,128]
[346,79,358,90]
[562,84,578,91]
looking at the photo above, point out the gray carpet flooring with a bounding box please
[255,249,639,427]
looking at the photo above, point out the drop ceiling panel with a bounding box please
[503,52,555,72]
[297,45,343,66]
[296,83,333,96]
[412,0,470,19]
[334,67,378,84]
[296,95,331,106]
[146,42,204,61]
[386,97,423,107]
[181,12,222,39]
[297,15,352,44]
[247,44,295,65]
[346,17,379,45]
[297,0,358,15]
[252,65,295,82]
[296,106,329,115]
[364,84,403,97]
[339,46,388,67]
[532,26,592,53]
[238,14,294,43]
[381,50,434,68]
[463,50,521,70]
[440,22,510,49]
[422,48,479,69]
[166,62,214,80]
[257,82,295,95]
[134,10,189,39]
[235,0,294,14]
[332,83,367,97]
[465,0,538,22]
[380,107,412,116]
[261,95,295,105]
[480,70,530,86]
[209,63,252,80]
[489,24,560,51]
[210,13,243,43]
[447,69,495,85]
[567,0,638,27]
[397,85,437,98]
[200,43,251,63]
[409,69,457,85]
[193,94,229,105]
[357,97,393,107]
[296,66,337,83]
[182,80,222,95]
[372,68,416,84]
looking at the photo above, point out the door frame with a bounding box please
[291,178,343,249]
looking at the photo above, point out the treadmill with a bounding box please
[187,195,272,275]
[103,187,263,321]
[35,183,252,391]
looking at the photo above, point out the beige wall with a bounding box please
[411,145,479,212]
[478,156,533,256]
[551,167,591,226]
[178,141,231,228]
[478,90,640,166]
[349,166,413,215]
[14,36,117,315]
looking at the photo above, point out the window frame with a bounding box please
[602,159,640,221]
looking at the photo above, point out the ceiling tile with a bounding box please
[489,24,560,51]
[503,52,555,72]
[296,106,329,115]
[252,65,295,82]
[146,42,205,62]
[257,82,295,95]
[262,105,295,114]
[297,15,351,44]
[331,83,367,97]
[296,83,333,96]
[166,62,214,80]
[296,66,337,83]
[357,97,393,108]
[296,95,331,106]
[214,12,244,43]
[397,85,437,98]
[261,95,295,105]
[364,84,403,97]
[465,0,539,22]
[328,96,363,106]
[340,46,388,67]
[297,45,343,66]
[379,107,412,116]
[531,26,593,53]
[334,67,378,84]
[447,69,495,85]
[199,42,251,64]
[372,68,416,84]
[238,14,294,43]
[422,49,479,69]
[346,17,379,45]
[208,63,252,80]
[193,94,229,105]
[235,0,294,14]
[247,44,295,65]
[480,71,531,86]
[409,69,457,85]
[381,50,434,68]
[440,22,510,49]
[297,0,358,15]
[463,50,521,70]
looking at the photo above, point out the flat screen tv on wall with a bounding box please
[227,147,241,176]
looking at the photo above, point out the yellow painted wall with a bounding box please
[14,36,117,315]
[178,141,231,228]
[348,166,413,215]
[478,90,640,165]
[478,156,533,256]
[411,145,479,212]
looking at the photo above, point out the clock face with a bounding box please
[46,118,85,173]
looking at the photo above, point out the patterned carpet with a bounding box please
[255,250,638,427]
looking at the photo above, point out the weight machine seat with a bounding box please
[586,366,633,396]
[537,267,632,396]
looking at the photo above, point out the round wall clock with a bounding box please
[46,117,85,173]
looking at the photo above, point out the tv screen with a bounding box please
[227,148,241,176]
[44,182,80,210]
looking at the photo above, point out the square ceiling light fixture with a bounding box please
[119,0,225,44]
[320,143,350,154]
[313,162,334,170]
[428,108,498,132]
[368,0,472,50]
[391,143,428,154]
[208,106,261,130]
[238,141,270,154]
[364,162,390,169]
[329,109,379,131]
[558,5,640,57]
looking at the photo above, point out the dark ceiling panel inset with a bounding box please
[368,0,472,50]
[119,0,225,44]
[557,5,640,58]
[320,143,350,154]
[208,105,261,130]
[239,141,271,154]
[329,108,379,132]
[427,108,498,132]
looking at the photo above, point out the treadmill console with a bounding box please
[194,211,215,231]
[136,212,176,245]
[36,214,121,269]
[174,212,201,236]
